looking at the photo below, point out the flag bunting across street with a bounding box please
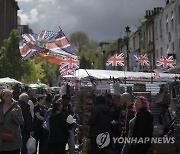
[106,53,124,67]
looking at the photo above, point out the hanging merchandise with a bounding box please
[155,84,170,106]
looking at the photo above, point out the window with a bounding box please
[171,11,174,30]
[133,37,135,51]
[156,50,159,59]
[166,22,168,33]
[167,44,169,54]
[166,14,169,33]
[166,15,168,23]
[159,19,162,38]
[155,23,158,40]
[168,32,171,42]
[179,6,180,23]
[160,47,163,57]
[149,26,152,42]
[172,42,175,52]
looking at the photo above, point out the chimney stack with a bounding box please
[149,10,151,16]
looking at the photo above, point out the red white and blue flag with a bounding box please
[106,53,124,67]
[19,29,76,60]
[59,57,79,76]
[134,54,150,66]
[59,68,75,76]
[156,56,175,69]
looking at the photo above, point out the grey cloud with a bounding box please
[17,0,165,41]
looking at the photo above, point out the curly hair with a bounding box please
[135,96,151,112]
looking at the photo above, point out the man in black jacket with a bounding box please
[89,95,112,154]
[18,93,34,154]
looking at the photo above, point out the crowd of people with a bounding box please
[0,87,76,154]
[89,93,154,154]
[0,85,154,154]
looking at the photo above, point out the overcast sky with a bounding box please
[16,0,165,41]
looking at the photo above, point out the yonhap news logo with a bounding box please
[96,133,175,148]
[96,132,111,149]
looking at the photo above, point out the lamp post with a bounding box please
[125,26,131,71]
[102,50,106,70]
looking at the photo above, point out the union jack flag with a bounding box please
[156,56,175,69]
[60,57,79,69]
[106,53,124,67]
[59,68,75,76]
[59,57,79,75]
[19,29,76,60]
[134,54,150,66]
[46,30,75,55]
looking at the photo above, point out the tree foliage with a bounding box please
[40,59,58,84]
[0,29,58,84]
[69,31,89,52]
[21,60,45,83]
[0,30,26,80]
[79,55,92,69]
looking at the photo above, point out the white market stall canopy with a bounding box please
[0,77,22,84]
[74,69,180,80]
[28,83,48,88]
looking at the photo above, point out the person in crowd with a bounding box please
[121,93,135,154]
[27,89,37,105]
[0,89,24,154]
[121,93,135,137]
[48,100,69,154]
[62,94,75,154]
[52,94,61,104]
[111,95,126,153]
[28,98,34,119]
[89,95,112,154]
[45,93,53,108]
[128,96,153,154]
[42,93,53,154]
[33,95,46,154]
[12,84,21,101]
[18,93,34,154]
[106,94,114,112]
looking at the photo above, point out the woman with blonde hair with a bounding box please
[0,89,24,154]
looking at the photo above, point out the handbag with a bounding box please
[1,102,17,142]
[2,131,15,142]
